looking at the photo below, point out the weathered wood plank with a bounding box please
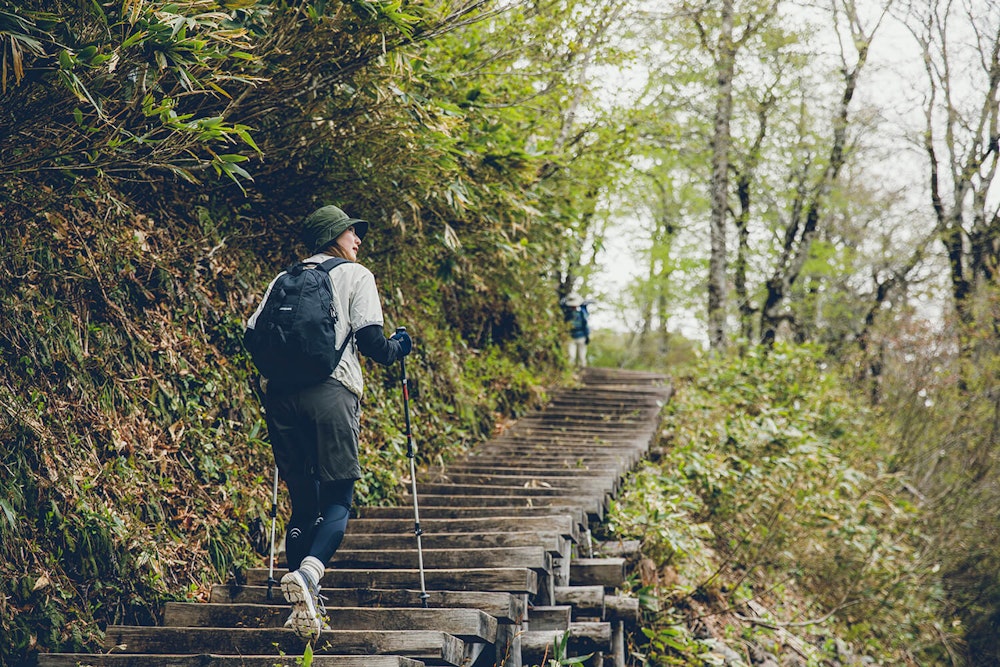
[316,546,549,571]
[359,503,595,529]
[489,431,653,442]
[553,586,604,618]
[352,510,585,532]
[415,474,620,502]
[208,587,524,624]
[435,463,620,475]
[520,622,613,662]
[491,426,654,437]
[162,604,497,643]
[479,447,648,458]
[339,531,567,556]
[594,539,641,560]
[526,606,571,631]
[414,494,604,518]
[413,483,585,497]
[495,431,655,440]
[568,558,626,589]
[244,567,538,595]
[348,514,583,544]
[463,454,638,468]
[102,627,465,666]
[37,656,426,667]
[603,596,639,625]
[486,436,643,447]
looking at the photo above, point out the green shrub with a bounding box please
[608,344,958,664]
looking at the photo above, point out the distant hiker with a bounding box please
[244,204,412,640]
[561,292,590,368]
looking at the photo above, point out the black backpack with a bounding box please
[244,257,351,389]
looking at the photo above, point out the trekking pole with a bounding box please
[397,326,430,608]
[266,465,279,601]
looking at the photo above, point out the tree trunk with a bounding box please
[707,0,735,352]
[733,91,773,345]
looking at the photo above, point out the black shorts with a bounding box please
[265,377,361,483]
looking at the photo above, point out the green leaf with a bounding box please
[122,29,148,49]
[0,498,15,528]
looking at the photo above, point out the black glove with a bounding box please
[585,336,590,345]
[390,330,412,357]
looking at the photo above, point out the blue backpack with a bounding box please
[244,257,351,389]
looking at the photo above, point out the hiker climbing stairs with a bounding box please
[38,367,671,667]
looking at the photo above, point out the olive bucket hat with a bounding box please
[301,205,370,254]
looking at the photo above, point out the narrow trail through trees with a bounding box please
[39,367,672,667]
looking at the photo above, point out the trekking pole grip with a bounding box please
[396,326,408,383]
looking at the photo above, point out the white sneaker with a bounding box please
[284,609,330,631]
[281,569,323,640]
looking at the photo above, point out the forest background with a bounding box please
[1,0,999,665]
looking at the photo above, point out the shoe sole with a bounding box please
[280,571,322,640]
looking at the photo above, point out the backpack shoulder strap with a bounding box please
[283,257,349,275]
[316,257,353,367]
[316,257,349,273]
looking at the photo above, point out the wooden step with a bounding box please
[491,426,653,437]
[358,506,588,541]
[414,494,604,518]
[102,626,466,666]
[38,656,426,667]
[338,530,568,556]
[520,622,613,662]
[490,430,653,441]
[352,510,586,535]
[435,464,619,476]
[568,558,626,589]
[244,567,539,595]
[476,432,650,442]
[526,605,572,631]
[469,445,646,459]
[604,595,640,624]
[162,603,497,643]
[594,539,642,560]
[413,482,587,497]
[456,456,636,472]
[579,367,668,382]
[318,546,550,571]
[469,443,645,454]
[554,586,604,618]
[507,407,661,419]
[417,477,618,498]
[209,587,525,624]
[490,438,653,447]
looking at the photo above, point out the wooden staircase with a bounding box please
[38,367,671,667]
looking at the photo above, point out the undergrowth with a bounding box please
[606,344,960,666]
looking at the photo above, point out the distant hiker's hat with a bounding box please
[302,205,370,253]
[564,292,584,307]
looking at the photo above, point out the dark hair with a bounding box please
[323,242,352,260]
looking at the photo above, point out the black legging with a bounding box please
[284,475,354,570]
